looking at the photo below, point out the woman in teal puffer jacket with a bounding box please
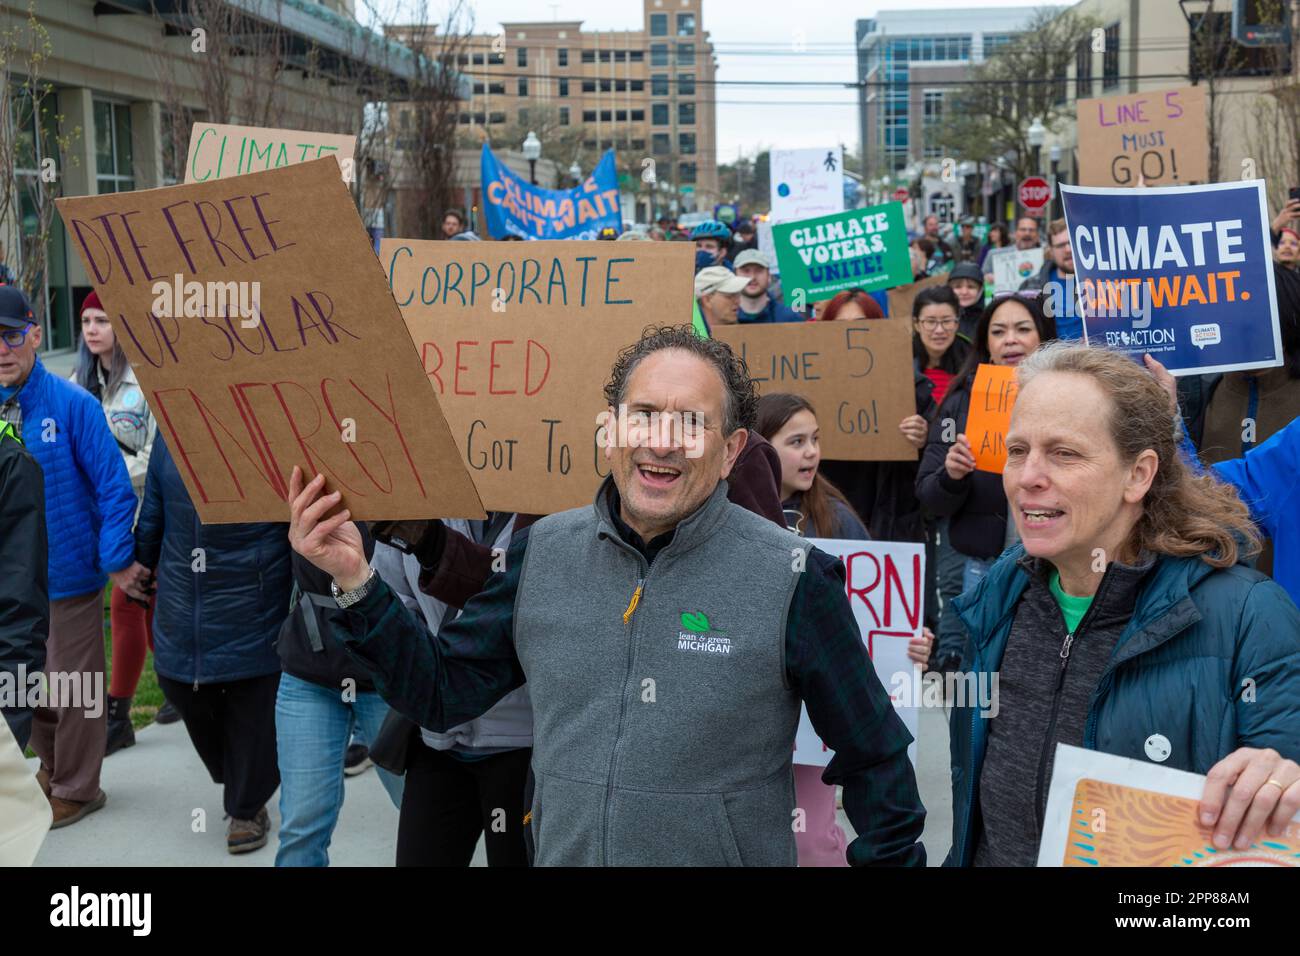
[945,342,1300,867]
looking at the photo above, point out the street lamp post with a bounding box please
[522,131,541,186]
[1027,117,1046,178]
[1049,144,1062,220]
[569,161,582,184]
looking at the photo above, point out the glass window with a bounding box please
[1075,39,1092,98]
[517,47,527,67]
[630,109,645,122]
[559,78,569,96]
[489,50,504,65]
[652,133,671,155]
[614,51,627,62]
[678,101,695,125]
[677,13,696,36]
[601,79,612,92]
[615,79,627,92]
[679,162,697,184]
[652,103,669,125]
[473,82,485,94]
[489,112,505,124]
[599,50,611,62]
[1103,23,1120,88]
[558,48,568,67]
[630,80,644,92]
[518,78,528,96]
[676,43,694,65]
[679,132,696,155]
[631,138,645,151]
[650,13,668,36]
[600,110,612,122]
[629,51,644,63]
[559,107,570,126]
[519,109,528,126]
[474,112,486,125]
[582,49,595,63]
[615,110,627,121]
[94,101,134,193]
[472,53,484,65]
[582,79,596,92]
[652,74,669,96]
[583,110,597,122]
[678,74,695,96]
[489,82,505,95]
[651,44,669,66]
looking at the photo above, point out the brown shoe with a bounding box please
[49,790,107,829]
[36,767,51,798]
[227,806,270,854]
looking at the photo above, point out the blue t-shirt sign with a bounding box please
[1060,180,1282,375]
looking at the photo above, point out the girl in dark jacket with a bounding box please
[915,293,1056,667]
[134,437,291,854]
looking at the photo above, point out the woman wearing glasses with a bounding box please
[915,293,1057,672]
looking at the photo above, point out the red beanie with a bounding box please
[81,290,102,316]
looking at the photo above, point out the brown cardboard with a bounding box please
[711,320,918,461]
[56,158,484,523]
[888,273,946,320]
[184,122,356,185]
[382,239,696,513]
[1076,86,1208,188]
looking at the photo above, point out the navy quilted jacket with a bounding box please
[134,437,290,684]
[6,358,136,599]
[945,544,1300,867]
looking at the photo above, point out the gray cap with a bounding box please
[732,249,771,271]
[694,266,750,298]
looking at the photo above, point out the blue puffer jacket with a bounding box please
[134,437,290,684]
[945,544,1300,867]
[3,358,136,599]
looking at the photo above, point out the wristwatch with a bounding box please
[331,567,378,608]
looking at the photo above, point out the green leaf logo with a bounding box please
[680,611,710,634]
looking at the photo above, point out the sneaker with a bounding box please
[49,790,107,829]
[343,743,372,777]
[227,807,271,854]
[155,700,181,725]
[105,696,136,756]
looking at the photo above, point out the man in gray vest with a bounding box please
[289,325,926,866]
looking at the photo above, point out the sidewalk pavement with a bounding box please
[32,705,953,867]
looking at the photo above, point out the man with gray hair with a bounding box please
[289,325,925,866]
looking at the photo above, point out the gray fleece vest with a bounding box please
[515,479,805,866]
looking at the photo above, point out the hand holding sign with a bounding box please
[287,467,368,591]
[945,434,977,480]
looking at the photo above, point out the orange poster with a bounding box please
[967,363,1019,473]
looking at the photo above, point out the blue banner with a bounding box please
[1060,181,1282,375]
[480,145,622,240]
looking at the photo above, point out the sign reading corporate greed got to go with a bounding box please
[384,240,696,514]
[710,320,917,462]
[56,158,484,523]
[1061,180,1282,376]
[185,122,356,185]
[772,204,912,305]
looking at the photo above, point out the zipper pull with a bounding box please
[1055,632,1075,691]
[622,580,644,625]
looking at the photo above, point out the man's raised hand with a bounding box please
[287,466,368,590]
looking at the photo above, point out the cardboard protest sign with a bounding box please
[57,158,484,523]
[794,538,923,768]
[480,144,620,240]
[185,122,355,185]
[383,240,695,514]
[1061,181,1282,375]
[987,245,1044,293]
[770,146,844,222]
[710,320,916,461]
[771,204,912,305]
[1039,745,1300,867]
[1077,86,1208,188]
[887,273,946,320]
[966,364,1020,473]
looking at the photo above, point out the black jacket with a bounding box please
[277,525,379,693]
[914,379,1009,560]
[0,425,48,750]
[821,367,936,543]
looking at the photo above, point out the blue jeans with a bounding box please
[274,672,404,867]
[934,519,971,660]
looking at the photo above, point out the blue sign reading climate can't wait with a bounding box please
[480,144,622,240]
[1060,180,1282,376]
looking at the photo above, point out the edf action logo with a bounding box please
[677,611,732,655]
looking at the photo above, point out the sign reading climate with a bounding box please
[772,203,911,303]
[1061,181,1283,376]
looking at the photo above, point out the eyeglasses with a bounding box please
[918,318,958,331]
[0,323,35,348]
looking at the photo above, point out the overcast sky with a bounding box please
[376,0,1053,159]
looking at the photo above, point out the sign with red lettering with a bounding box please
[382,239,696,514]
[1019,177,1052,210]
[1076,85,1208,187]
[710,320,917,461]
[56,158,485,523]
[794,538,923,768]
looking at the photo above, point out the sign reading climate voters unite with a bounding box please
[56,158,484,524]
[383,240,695,514]
[772,203,912,303]
[794,538,923,768]
[184,122,356,184]
[1061,180,1282,376]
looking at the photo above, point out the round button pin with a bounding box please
[1144,733,1171,762]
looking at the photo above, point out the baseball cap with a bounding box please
[694,266,750,298]
[732,249,770,271]
[0,286,35,330]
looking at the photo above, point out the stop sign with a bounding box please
[1019,177,1052,209]
[892,187,909,203]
